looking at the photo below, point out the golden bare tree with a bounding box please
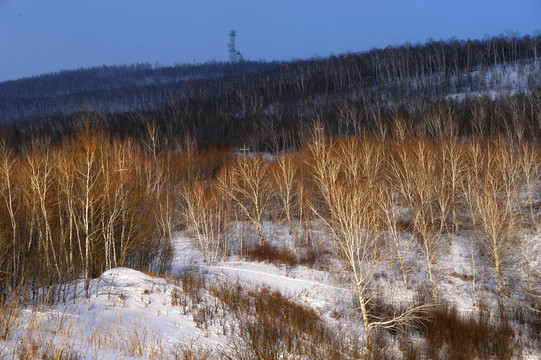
[518,142,540,231]
[0,142,20,287]
[439,136,467,242]
[24,141,62,281]
[463,139,515,308]
[270,152,299,241]
[181,181,227,264]
[378,178,412,288]
[217,153,272,246]
[389,138,441,304]
[69,128,103,298]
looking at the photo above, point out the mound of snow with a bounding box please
[98,267,165,288]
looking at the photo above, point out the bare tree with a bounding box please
[98,138,133,270]
[181,181,227,264]
[271,152,299,244]
[378,178,412,288]
[463,139,514,308]
[440,136,466,238]
[389,139,441,304]
[336,101,361,135]
[24,141,62,280]
[0,142,19,287]
[518,142,539,231]
[154,152,178,248]
[461,155,483,308]
[71,129,103,298]
[469,174,513,308]
[217,153,272,246]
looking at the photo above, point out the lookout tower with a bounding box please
[227,30,243,62]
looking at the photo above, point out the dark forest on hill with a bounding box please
[1,33,540,151]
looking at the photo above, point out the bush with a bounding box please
[420,302,515,360]
[211,281,360,359]
[245,243,297,267]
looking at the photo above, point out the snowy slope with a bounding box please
[1,222,539,359]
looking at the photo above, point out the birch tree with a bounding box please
[181,181,226,264]
[217,154,271,246]
[271,153,298,240]
[25,143,61,280]
[0,142,20,287]
[72,130,102,298]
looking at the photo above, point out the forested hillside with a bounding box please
[1,33,540,151]
[0,60,282,122]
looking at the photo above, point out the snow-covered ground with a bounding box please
[447,61,541,101]
[0,222,539,359]
[0,225,354,359]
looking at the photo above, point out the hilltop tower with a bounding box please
[228,30,243,62]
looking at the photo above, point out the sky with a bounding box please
[0,0,540,82]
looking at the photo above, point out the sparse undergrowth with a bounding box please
[211,281,361,359]
[419,301,515,360]
[165,265,361,359]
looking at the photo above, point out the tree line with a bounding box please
[2,33,540,128]
[0,60,283,122]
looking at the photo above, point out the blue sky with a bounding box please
[1,0,540,82]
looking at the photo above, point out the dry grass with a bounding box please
[211,280,361,359]
[0,299,173,359]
